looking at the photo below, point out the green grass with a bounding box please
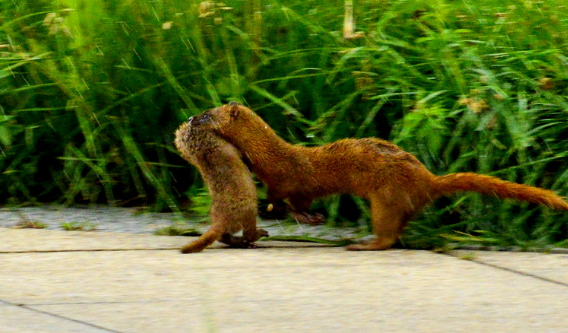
[1,0,568,249]
[153,223,201,236]
[11,211,48,229]
[13,219,48,229]
[60,221,97,231]
[263,235,357,247]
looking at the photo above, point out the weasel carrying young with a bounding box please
[192,102,568,251]
[174,116,268,253]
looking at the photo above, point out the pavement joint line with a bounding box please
[443,252,568,288]
[0,242,333,254]
[7,300,186,306]
[450,244,568,254]
[0,299,13,306]
[0,248,179,254]
[0,298,122,333]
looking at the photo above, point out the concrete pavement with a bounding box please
[1,228,568,333]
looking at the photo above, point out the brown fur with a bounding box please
[174,117,268,253]
[193,102,568,251]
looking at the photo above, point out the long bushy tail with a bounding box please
[180,224,223,254]
[434,172,568,210]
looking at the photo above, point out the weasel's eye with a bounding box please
[198,113,211,124]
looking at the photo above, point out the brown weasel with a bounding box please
[174,117,268,253]
[193,102,568,251]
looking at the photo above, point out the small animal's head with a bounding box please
[175,116,198,143]
[174,115,215,161]
[174,119,194,156]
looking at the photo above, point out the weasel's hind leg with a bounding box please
[288,196,325,225]
[346,197,409,251]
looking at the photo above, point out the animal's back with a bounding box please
[302,138,436,199]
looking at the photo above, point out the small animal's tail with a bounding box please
[180,224,223,254]
[434,172,568,210]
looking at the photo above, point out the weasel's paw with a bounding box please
[345,239,394,251]
[258,228,269,238]
[292,212,326,226]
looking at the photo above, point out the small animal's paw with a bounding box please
[245,242,259,249]
[228,238,260,249]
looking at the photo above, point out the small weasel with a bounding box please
[174,117,268,253]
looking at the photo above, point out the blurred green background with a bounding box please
[1,0,568,248]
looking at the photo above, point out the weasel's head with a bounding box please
[192,102,271,139]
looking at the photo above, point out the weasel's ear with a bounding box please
[227,101,241,118]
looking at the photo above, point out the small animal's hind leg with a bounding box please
[243,227,269,242]
[241,224,269,248]
[219,233,243,246]
[346,197,408,251]
[220,228,269,249]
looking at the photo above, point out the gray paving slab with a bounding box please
[2,229,568,332]
[449,250,568,285]
[1,242,567,332]
[0,228,185,252]
[0,206,365,240]
[0,302,112,333]
[0,228,328,253]
[0,206,184,234]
